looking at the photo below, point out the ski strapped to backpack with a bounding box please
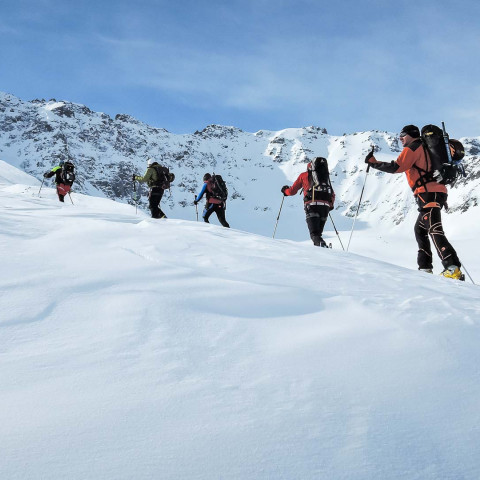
[61,161,76,186]
[305,157,334,203]
[211,173,228,201]
[150,164,175,189]
[412,122,466,191]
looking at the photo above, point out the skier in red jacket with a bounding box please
[281,157,335,247]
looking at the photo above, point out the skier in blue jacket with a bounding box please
[194,173,230,227]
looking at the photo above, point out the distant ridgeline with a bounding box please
[1,91,479,230]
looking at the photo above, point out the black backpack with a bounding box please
[418,124,465,187]
[61,161,76,186]
[150,164,175,189]
[306,157,333,203]
[211,174,228,201]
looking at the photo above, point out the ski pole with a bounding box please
[195,200,199,221]
[459,260,476,285]
[38,177,45,196]
[329,213,345,251]
[68,191,74,205]
[273,196,285,239]
[347,149,374,251]
[133,179,138,215]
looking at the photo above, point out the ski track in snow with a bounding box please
[1,166,480,480]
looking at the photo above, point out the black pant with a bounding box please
[149,187,166,218]
[305,204,330,246]
[414,192,460,269]
[203,203,230,227]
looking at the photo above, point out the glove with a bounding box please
[364,148,375,164]
[43,172,49,178]
[194,200,198,205]
[281,185,289,196]
[132,174,136,181]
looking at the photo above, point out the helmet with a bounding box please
[59,160,65,166]
[203,173,211,181]
[147,158,153,166]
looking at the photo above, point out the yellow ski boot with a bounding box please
[441,265,465,281]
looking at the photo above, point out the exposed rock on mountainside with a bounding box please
[1,92,479,234]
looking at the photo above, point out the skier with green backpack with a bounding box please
[133,158,174,219]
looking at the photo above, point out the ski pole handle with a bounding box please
[366,146,374,173]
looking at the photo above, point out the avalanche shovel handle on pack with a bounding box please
[441,121,454,164]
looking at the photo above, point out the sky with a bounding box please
[1,0,479,137]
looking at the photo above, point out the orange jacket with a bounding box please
[370,139,447,196]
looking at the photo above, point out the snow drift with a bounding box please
[1,163,480,479]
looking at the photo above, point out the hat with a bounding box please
[449,139,465,161]
[203,173,211,181]
[147,158,153,166]
[399,125,420,138]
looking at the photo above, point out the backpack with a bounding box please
[61,161,76,186]
[150,164,175,189]
[306,157,333,203]
[210,174,228,201]
[418,124,466,187]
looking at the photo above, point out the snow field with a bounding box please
[1,165,480,479]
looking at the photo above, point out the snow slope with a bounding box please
[1,163,480,479]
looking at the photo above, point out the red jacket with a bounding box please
[284,171,335,208]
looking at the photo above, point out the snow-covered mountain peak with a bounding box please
[1,92,479,242]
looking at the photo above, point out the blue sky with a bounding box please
[1,0,479,137]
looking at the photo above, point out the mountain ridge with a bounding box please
[1,91,479,239]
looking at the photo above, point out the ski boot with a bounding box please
[419,268,433,274]
[440,265,465,281]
